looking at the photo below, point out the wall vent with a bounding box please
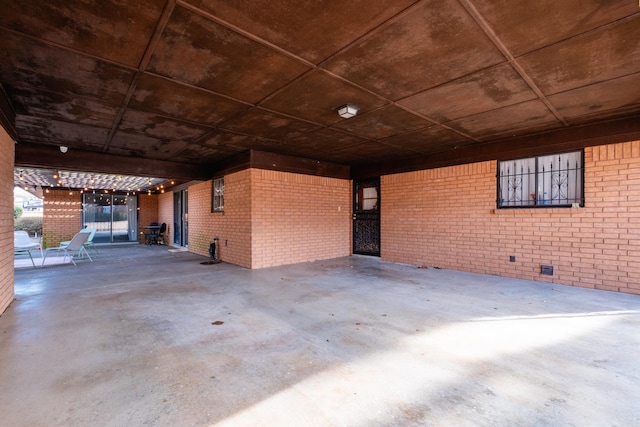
[541,265,554,276]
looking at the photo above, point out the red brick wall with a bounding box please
[382,140,640,295]
[42,190,82,248]
[137,193,158,243]
[187,169,351,269]
[0,127,14,313]
[158,192,173,246]
[251,169,351,269]
[188,170,253,267]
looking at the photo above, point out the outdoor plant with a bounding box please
[14,205,23,219]
[14,216,43,237]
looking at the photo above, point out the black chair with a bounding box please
[157,223,167,245]
[146,222,159,245]
[146,222,167,245]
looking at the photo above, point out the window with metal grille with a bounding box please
[498,151,584,208]
[212,177,224,212]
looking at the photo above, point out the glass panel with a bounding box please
[126,195,137,241]
[83,193,112,243]
[357,185,378,211]
[537,152,583,206]
[83,193,138,243]
[499,151,583,208]
[213,177,224,212]
[174,192,181,245]
[112,195,129,242]
[498,158,535,207]
[183,190,188,246]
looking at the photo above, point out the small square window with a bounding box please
[212,177,224,212]
[498,151,584,208]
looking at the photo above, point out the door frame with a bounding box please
[173,189,188,247]
[352,178,381,256]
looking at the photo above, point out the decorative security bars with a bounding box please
[498,151,584,208]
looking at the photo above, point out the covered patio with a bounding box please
[2,246,639,426]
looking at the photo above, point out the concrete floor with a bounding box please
[1,246,639,426]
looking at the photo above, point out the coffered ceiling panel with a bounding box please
[471,0,638,56]
[274,128,378,165]
[549,73,640,126]
[147,5,310,103]
[117,110,211,142]
[381,126,469,154]
[2,0,638,181]
[220,108,321,140]
[187,130,261,154]
[108,132,188,160]
[447,100,563,140]
[331,141,412,165]
[8,87,117,128]
[323,0,505,100]
[398,63,537,122]
[0,29,133,104]
[129,74,250,126]
[331,105,431,140]
[186,0,419,64]
[518,16,640,95]
[288,128,371,154]
[16,116,109,149]
[0,0,166,67]
[259,70,387,126]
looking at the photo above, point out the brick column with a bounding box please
[42,190,82,248]
[0,127,15,313]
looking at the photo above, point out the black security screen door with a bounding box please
[353,178,380,256]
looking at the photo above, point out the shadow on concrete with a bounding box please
[2,245,639,426]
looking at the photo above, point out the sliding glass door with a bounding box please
[173,190,188,247]
[82,194,138,243]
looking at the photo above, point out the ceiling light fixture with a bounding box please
[337,104,359,119]
[60,146,68,153]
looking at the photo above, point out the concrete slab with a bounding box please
[1,245,639,426]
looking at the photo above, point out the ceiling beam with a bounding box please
[353,114,640,179]
[249,150,350,179]
[14,142,214,181]
[211,150,350,179]
[0,85,17,141]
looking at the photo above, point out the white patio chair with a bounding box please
[43,232,92,266]
[14,231,43,268]
[60,228,98,256]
